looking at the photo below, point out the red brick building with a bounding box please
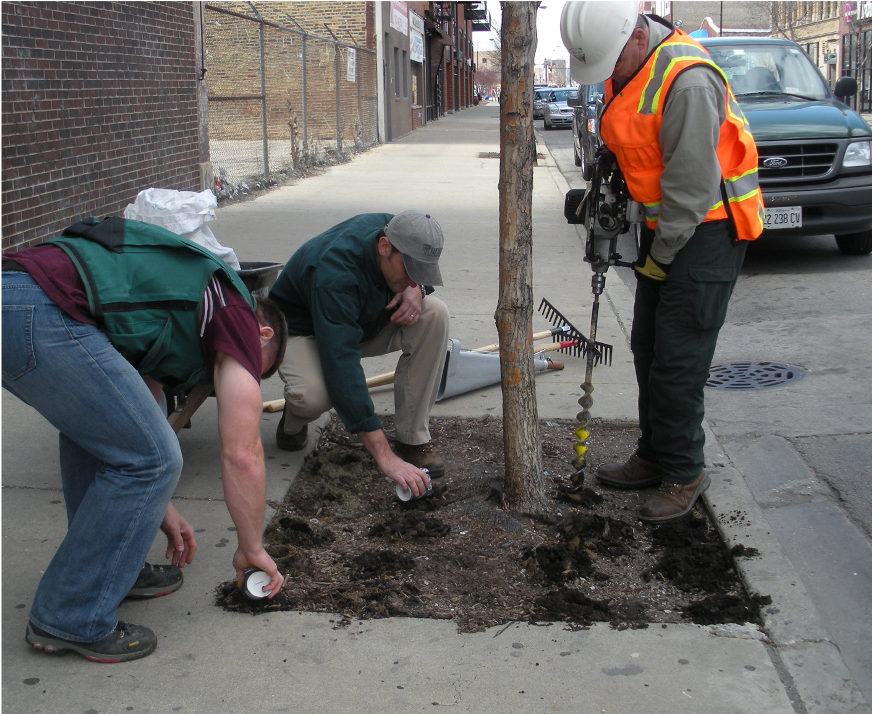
[1,2,491,250]
[2,1,205,250]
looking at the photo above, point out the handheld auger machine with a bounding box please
[562,141,642,479]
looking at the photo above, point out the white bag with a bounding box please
[123,188,240,270]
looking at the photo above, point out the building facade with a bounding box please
[646,1,871,111]
[842,1,872,113]
[376,2,488,140]
[2,1,205,250]
[1,2,492,251]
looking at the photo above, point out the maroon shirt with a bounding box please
[3,245,262,383]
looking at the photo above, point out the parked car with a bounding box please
[698,37,872,254]
[533,87,551,119]
[569,81,604,180]
[543,87,577,129]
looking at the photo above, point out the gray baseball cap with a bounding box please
[385,210,444,286]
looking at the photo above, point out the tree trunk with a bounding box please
[496,1,548,517]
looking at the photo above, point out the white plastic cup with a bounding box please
[396,468,433,501]
[241,567,272,600]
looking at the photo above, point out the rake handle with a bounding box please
[261,338,575,412]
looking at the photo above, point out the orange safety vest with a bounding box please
[601,27,764,242]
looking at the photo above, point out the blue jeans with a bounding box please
[2,271,183,642]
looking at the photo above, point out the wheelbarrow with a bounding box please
[167,261,283,433]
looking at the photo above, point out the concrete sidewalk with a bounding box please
[2,103,866,713]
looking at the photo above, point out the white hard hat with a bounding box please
[560,1,640,85]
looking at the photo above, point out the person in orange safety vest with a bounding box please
[561,2,763,522]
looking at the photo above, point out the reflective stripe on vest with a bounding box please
[602,27,764,241]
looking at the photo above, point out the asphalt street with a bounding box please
[539,120,872,707]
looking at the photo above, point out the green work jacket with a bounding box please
[50,216,254,392]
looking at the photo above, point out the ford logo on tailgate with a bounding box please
[763,157,789,168]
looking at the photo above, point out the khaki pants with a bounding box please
[278,296,449,444]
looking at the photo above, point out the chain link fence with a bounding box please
[203,3,378,199]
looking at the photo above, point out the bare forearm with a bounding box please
[357,428,396,469]
[221,452,267,554]
[357,428,430,497]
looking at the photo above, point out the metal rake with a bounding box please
[538,297,613,367]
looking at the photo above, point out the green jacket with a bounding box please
[50,216,254,392]
[269,213,395,433]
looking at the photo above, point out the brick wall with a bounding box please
[2,1,201,251]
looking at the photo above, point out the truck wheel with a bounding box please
[835,229,872,255]
[574,144,582,167]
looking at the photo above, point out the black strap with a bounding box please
[2,259,26,272]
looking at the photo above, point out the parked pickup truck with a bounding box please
[570,37,872,255]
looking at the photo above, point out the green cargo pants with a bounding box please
[631,220,747,484]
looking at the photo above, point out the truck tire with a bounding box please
[574,144,582,167]
[835,229,872,255]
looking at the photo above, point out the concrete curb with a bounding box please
[703,426,872,714]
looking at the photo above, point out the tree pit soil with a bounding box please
[217,415,770,633]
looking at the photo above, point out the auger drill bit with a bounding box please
[560,145,636,477]
[574,272,607,471]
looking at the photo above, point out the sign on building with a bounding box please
[347,47,356,83]
[410,10,425,63]
[390,1,408,35]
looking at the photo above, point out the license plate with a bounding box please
[764,206,802,230]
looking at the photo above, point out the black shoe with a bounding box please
[126,562,183,599]
[26,621,157,663]
[276,415,308,451]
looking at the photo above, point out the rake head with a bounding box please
[538,297,613,367]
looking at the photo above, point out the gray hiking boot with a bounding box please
[26,621,157,663]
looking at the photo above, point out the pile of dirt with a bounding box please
[217,415,769,633]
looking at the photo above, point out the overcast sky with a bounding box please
[475,1,571,67]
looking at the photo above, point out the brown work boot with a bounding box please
[638,470,710,523]
[595,452,663,489]
[276,415,308,452]
[393,440,445,478]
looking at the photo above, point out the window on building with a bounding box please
[394,46,400,98]
[402,50,408,99]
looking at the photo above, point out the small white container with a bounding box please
[241,567,272,600]
[396,468,433,501]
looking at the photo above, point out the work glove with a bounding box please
[634,255,670,282]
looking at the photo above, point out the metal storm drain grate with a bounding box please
[706,362,807,390]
